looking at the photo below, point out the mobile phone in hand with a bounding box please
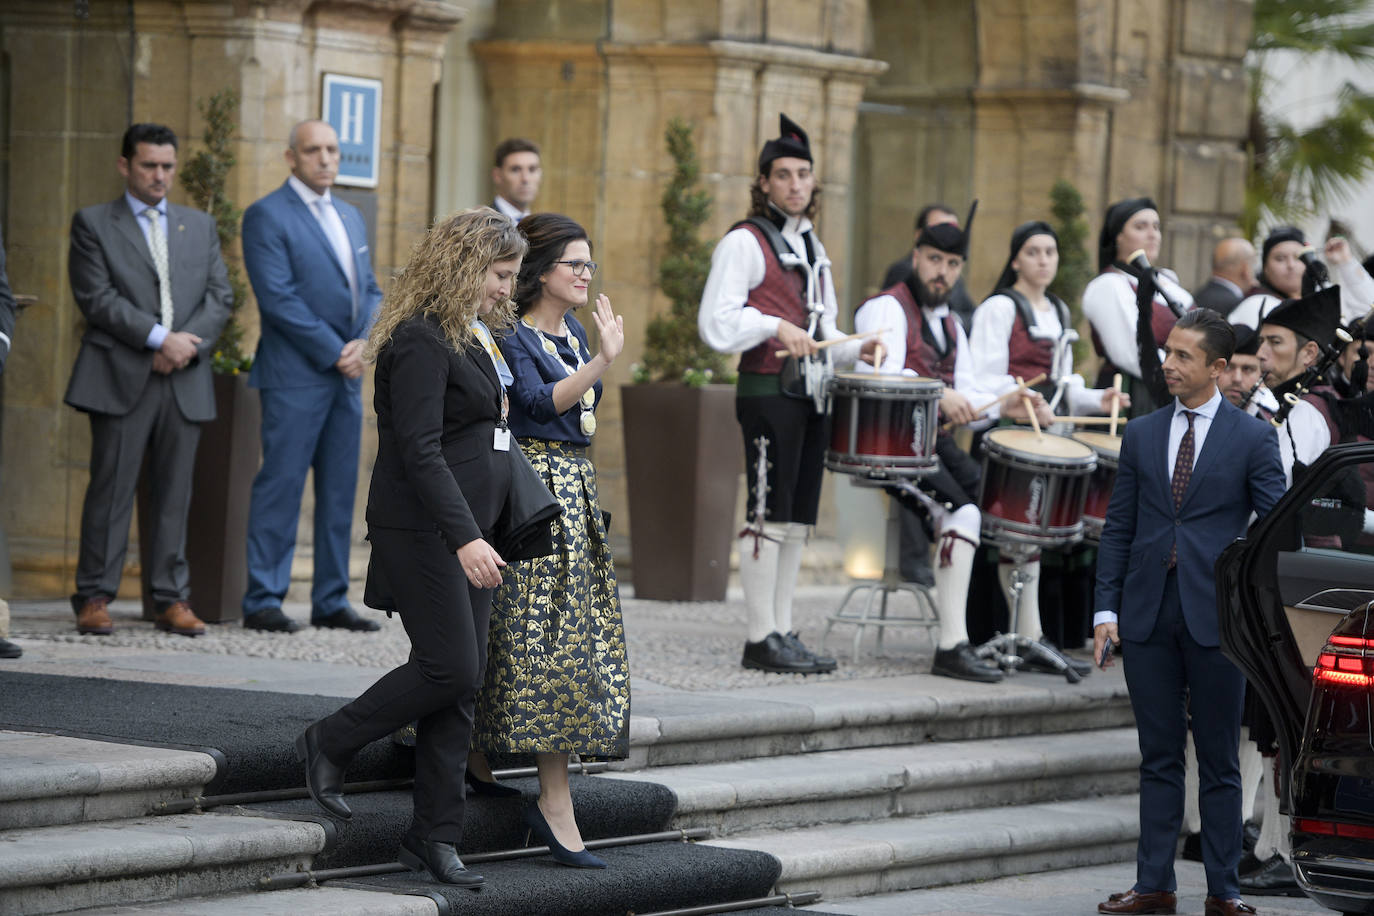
[1098,636,1115,668]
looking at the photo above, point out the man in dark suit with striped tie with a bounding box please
[1094,309,1285,916]
[65,123,232,637]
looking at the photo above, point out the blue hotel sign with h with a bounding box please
[322,74,382,188]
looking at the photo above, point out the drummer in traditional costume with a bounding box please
[853,211,1058,683]
[968,220,1127,655]
[698,114,877,675]
[1082,198,1194,418]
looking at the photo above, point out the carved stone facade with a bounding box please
[0,0,1253,596]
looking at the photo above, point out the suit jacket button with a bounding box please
[1175,519,1181,526]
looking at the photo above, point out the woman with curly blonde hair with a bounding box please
[295,208,525,888]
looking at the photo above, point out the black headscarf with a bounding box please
[757,114,811,176]
[1097,197,1156,273]
[994,220,1058,293]
[1261,225,1305,266]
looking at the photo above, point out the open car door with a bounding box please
[1218,441,1374,815]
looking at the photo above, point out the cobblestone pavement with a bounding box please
[5,584,978,690]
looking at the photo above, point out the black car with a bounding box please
[1219,440,1374,915]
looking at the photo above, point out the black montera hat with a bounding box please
[917,199,978,258]
[1232,323,1260,357]
[757,114,811,176]
[1261,285,1341,348]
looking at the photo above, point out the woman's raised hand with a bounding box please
[590,294,625,365]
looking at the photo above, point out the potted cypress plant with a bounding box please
[621,119,739,601]
[138,90,258,623]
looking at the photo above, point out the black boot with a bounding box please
[294,721,351,820]
[931,642,1004,683]
[398,835,485,887]
[742,632,818,674]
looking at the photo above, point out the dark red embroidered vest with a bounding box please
[884,279,957,386]
[733,222,807,376]
[1007,309,1055,383]
[1088,275,1178,372]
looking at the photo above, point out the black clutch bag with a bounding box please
[494,439,563,562]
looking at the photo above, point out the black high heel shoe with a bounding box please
[465,769,522,798]
[523,802,607,868]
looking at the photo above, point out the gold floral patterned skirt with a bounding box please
[472,438,630,760]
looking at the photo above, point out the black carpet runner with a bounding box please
[0,671,798,915]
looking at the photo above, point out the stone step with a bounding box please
[705,794,1139,900]
[66,886,438,915]
[605,727,1140,835]
[0,813,326,916]
[622,671,1133,769]
[0,731,217,830]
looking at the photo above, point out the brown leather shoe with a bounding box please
[1098,889,1177,914]
[1204,897,1257,916]
[156,601,205,637]
[75,596,114,635]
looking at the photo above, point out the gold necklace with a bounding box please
[522,316,597,435]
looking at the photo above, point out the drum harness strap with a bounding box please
[739,434,781,558]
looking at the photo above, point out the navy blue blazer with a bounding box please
[241,182,382,389]
[1094,393,1285,647]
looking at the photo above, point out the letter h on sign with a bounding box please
[322,73,382,189]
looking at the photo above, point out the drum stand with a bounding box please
[822,488,939,663]
[974,540,1082,684]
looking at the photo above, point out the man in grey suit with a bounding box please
[65,123,232,637]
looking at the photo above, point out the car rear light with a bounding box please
[1295,817,1374,839]
[1314,638,1374,688]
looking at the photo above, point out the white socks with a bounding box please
[934,533,975,650]
[1255,760,1291,861]
[773,523,807,635]
[997,558,1042,639]
[1182,731,1266,839]
[1240,739,1263,824]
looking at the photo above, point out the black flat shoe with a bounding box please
[0,638,21,659]
[1239,854,1302,896]
[783,631,837,673]
[294,721,351,820]
[466,769,521,798]
[312,606,381,632]
[243,608,301,633]
[741,632,817,674]
[931,642,1004,683]
[523,803,607,868]
[398,835,485,887]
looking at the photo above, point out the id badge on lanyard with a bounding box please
[494,393,510,451]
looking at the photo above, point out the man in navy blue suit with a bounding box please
[240,120,383,633]
[1094,309,1285,916]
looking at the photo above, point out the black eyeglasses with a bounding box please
[555,259,598,278]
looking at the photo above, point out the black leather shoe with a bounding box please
[931,642,1004,683]
[783,631,837,673]
[1239,853,1302,896]
[243,608,301,633]
[313,606,381,632]
[742,632,817,674]
[466,769,522,798]
[0,638,21,659]
[398,834,485,887]
[294,721,351,820]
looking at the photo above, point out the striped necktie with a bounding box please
[144,207,173,329]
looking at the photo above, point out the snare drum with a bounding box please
[825,372,942,480]
[1072,431,1122,541]
[978,428,1096,546]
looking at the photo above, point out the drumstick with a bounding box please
[1018,376,1043,440]
[872,342,884,373]
[772,328,888,359]
[940,373,1047,431]
[1109,372,1123,437]
[1010,416,1130,426]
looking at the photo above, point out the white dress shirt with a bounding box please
[968,293,1105,415]
[1094,387,1223,629]
[697,213,860,366]
[1229,259,1374,329]
[1247,387,1330,488]
[493,195,529,222]
[1082,268,1194,378]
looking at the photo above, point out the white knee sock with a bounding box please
[773,523,807,635]
[738,526,783,644]
[1183,731,1202,834]
[1240,738,1263,824]
[933,506,979,650]
[998,557,1042,639]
